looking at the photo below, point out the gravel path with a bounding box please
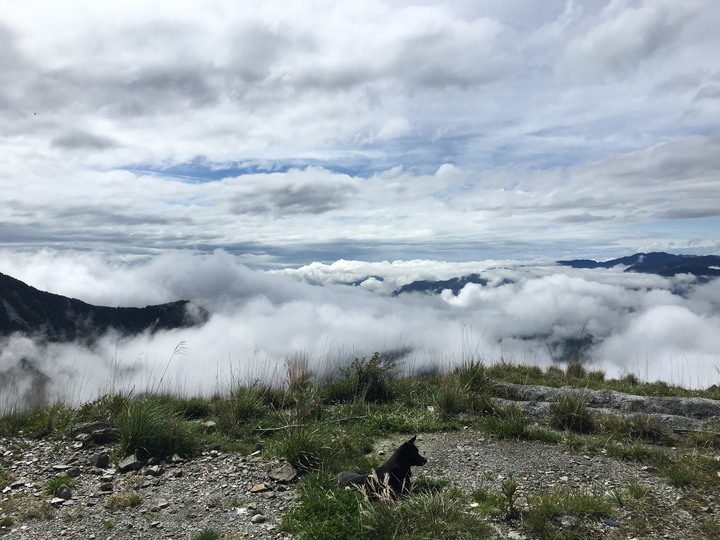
[1,427,716,539]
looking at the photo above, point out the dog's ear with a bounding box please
[408,435,417,444]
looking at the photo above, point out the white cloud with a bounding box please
[376,118,412,141]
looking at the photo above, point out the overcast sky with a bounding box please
[1,0,719,264]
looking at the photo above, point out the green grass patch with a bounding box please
[524,489,614,540]
[75,393,130,425]
[482,405,529,439]
[361,488,492,539]
[282,473,365,539]
[283,472,491,540]
[0,404,76,439]
[595,413,674,445]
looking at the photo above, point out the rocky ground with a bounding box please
[0,437,296,539]
[415,431,714,539]
[1,385,718,539]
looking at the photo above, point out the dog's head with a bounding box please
[399,435,427,467]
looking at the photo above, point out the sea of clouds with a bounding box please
[1,249,719,410]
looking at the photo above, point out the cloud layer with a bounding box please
[1,250,718,411]
[1,1,719,261]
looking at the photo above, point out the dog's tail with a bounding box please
[337,470,368,487]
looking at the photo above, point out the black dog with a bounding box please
[337,435,427,496]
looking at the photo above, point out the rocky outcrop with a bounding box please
[494,381,720,432]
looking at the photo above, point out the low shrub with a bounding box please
[324,353,398,404]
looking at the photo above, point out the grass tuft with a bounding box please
[270,426,328,473]
[192,529,221,540]
[102,492,142,509]
[482,405,529,439]
[361,488,492,539]
[44,476,74,496]
[548,393,594,434]
[117,398,200,460]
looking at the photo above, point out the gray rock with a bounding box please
[118,454,144,473]
[88,452,110,469]
[143,465,164,477]
[74,433,91,444]
[71,421,112,435]
[55,485,72,500]
[268,463,298,484]
[250,513,266,524]
[90,428,120,444]
[65,467,81,478]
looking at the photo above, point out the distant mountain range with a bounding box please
[392,252,720,296]
[0,272,207,343]
[557,252,720,278]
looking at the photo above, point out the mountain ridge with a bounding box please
[557,251,720,278]
[0,271,207,343]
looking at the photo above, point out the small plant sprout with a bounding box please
[501,473,520,520]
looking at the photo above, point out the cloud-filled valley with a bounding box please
[1,250,719,411]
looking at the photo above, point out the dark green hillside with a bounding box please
[0,272,207,342]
